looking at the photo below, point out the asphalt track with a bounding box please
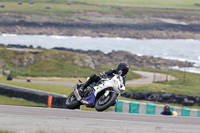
[13,71,177,86]
[0,105,199,133]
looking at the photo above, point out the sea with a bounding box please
[0,34,200,73]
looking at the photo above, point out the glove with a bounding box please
[100,72,107,78]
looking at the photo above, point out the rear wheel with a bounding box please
[66,92,81,109]
[95,92,117,112]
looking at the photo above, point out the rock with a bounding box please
[18,1,22,5]
[8,48,99,69]
[7,75,13,80]
[30,1,34,4]
[46,6,51,9]
[0,5,5,8]
[73,55,96,69]
[53,48,194,69]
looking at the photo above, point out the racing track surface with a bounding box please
[0,105,200,133]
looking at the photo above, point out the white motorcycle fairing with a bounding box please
[73,73,126,107]
[93,75,125,97]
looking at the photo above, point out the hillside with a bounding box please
[0,46,194,78]
[53,47,194,69]
[0,47,140,79]
[0,48,100,77]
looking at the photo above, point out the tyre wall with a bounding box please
[113,100,200,117]
[0,83,67,108]
[122,92,200,107]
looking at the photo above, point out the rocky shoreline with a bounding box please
[1,21,200,39]
[0,13,200,39]
[53,47,194,69]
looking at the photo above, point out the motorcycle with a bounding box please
[66,71,126,111]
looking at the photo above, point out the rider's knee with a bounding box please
[90,74,101,82]
[90,74,97,79]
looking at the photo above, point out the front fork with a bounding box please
[74,89,82,101]
[74,88,90,105]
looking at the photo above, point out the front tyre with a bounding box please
[95,92,117,112]
[66,92,81,109]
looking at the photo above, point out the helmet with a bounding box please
[164,104,170,113]
[116,63,129,76]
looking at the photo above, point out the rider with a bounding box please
[160,104,173,115]
[79,62,129,94]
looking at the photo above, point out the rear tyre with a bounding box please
[66,92,81,109]
[95,92,117,112]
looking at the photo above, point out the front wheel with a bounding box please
[95,92,117,112]
[66,92,81,109]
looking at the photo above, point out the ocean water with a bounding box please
[0,34,200,73]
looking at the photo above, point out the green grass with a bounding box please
[0,131,15,133]
[0,49,101,78]
[1,0,200,18]
[1,0,200,9]
[0,1,109,16]
[126,68,200,96]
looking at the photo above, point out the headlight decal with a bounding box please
[113,80,119,89]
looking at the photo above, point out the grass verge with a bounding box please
[1,68,200,109]
[0,80,72,96]
[0,131,15,133]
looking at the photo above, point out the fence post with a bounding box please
[166,74,168,82]
[75,70,77,78]
[153,73,156,82]
[48,95,52,108]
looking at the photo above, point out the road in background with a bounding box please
[0,105,199,133]
[126,71,176,85]
[14,78,76,86]
[14,71,177,86]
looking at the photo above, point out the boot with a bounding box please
[79,79,91,96]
